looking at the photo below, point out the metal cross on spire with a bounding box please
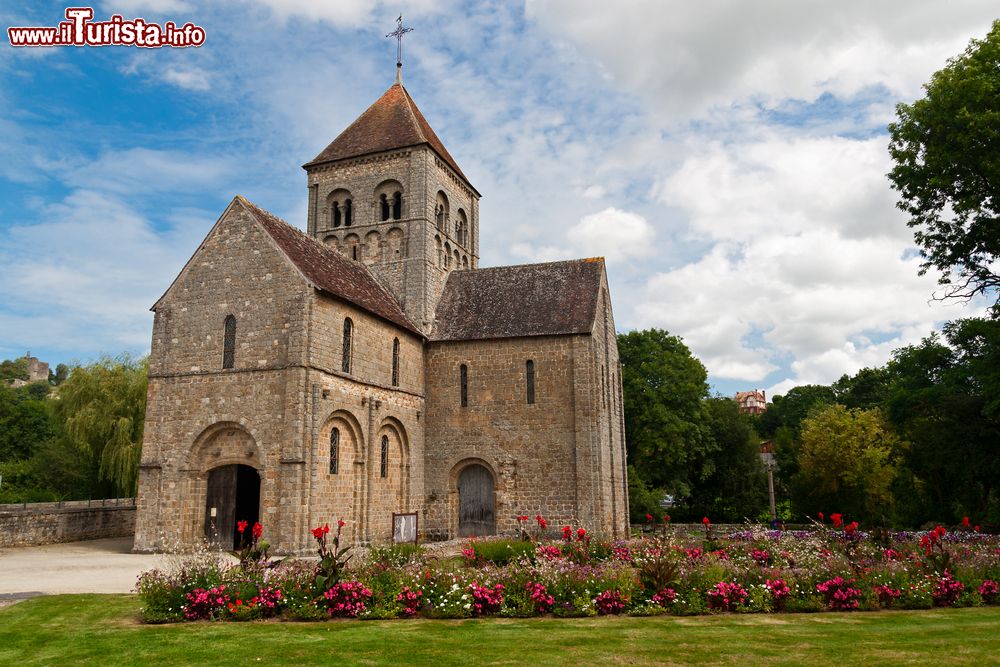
[386,15,414,71]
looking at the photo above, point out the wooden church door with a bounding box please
[458,464,495,537]
[204,464,260,548]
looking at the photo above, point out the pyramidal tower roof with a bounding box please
[304,82,475,193]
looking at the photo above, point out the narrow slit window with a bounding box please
[460,364,468,407]
[344,199,352,226]
[222,315,236,369]
[391,337,400,387]
[380,435,389,478]
[526,359,535,404]
[342,318,353,373]
[329,428,340,475]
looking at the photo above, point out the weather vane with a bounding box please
[386,15,414,70]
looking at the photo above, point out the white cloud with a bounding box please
[0,189,209,356]
[161,66,211,91]
[567,207,654,261]
[62,147,233,195]
[635,132,979,390]
[102,0,192,13]
[527,0,998,121]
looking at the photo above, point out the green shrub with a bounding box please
[472,540,534,565]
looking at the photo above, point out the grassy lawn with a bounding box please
[2,595,999,666]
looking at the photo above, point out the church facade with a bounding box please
[133,77,628,554]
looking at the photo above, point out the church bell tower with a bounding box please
[302,49,480,333]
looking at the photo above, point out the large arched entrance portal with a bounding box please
[458,464,495,537]
[204,464,260,549]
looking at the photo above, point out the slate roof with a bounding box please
[304,83,476,193]
[237,196,421,336]
[431,258,606,341]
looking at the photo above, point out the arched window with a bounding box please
[435,191,449,231]
[460,363,468,407]
[526,360,535,405]
[342,318,353,373]
[380,194,390,221]
[222,315,236,369]
[329,428,340,475]
[391,337,400,387]
[380,435,389,478]
[392,191,402,220]
[456,209,468,246]
[344,199,352,226]
[331,202,341,228]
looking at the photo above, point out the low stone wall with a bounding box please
[0,498,136,549]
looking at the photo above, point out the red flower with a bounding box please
[975,525,981,533]
[818,512,825,522]
[323,523,330,535]
[561,525,572,539]
[237,520,248,534]
[576,527,586,541]
[252,522,263,539]
[962,516,970,528]
[662,514,670,523]
[844,521,858,535]
[337,519,346,528]
[645,513,654,523]
[830,513,843,528]
[536,515,547,529]
[702,517,710,526]
[311,526,325,540]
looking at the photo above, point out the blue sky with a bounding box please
[0,0,995,397]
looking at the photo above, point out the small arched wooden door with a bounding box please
[458,464,495,537]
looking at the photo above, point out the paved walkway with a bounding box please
[0,537,163,596]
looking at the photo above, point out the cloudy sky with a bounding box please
[0,1,995,397]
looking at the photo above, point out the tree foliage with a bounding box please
[681,398,767,522]
[52,355,148,496]
[888,19,1000,306]
[794,404,905,523]
[618,329,714,499]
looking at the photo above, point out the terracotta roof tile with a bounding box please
[236,196,421,336]
[431,258,605,341]
[304,83,475,193]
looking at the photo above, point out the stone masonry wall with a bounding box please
[0,499,135,548]
[137,202,312,553]
[423,335,589,539]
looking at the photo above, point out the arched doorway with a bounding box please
[204,464,260,549]
[458,464,495,537]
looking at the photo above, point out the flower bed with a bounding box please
[136,517,1000,623]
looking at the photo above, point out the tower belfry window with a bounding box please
[380,194,390,221]
[392,191,402,220]
[344,199,352,226]
[332,202,341,228]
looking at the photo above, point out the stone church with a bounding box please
[133,70,628,554]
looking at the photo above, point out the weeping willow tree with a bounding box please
[54,355,147,496]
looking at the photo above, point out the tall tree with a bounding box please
[682,397,768,522]
[888,20,1000,307]
[53,355,148,496]
[618,329,715,502]
[794,404,905,524]
[886,319,1000,523]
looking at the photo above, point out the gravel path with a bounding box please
[0,538,162,595]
